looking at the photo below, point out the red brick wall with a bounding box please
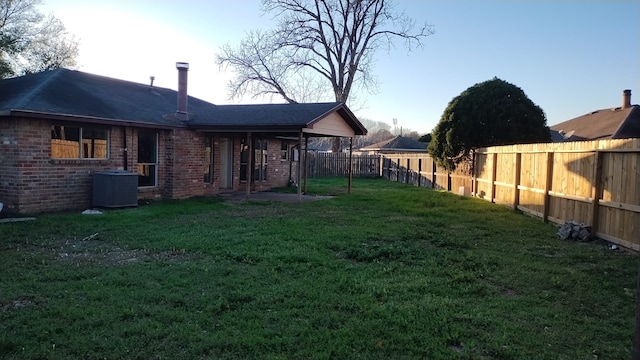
[166,129,221,199]
[0,118,20,212]
[250,138,297,192]
[1,118,123,213]
[0,117,298,214]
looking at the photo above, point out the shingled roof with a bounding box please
[360,136,428,152]
[549,90,639,141]
[0,68,366,135]
[188,102,365,134]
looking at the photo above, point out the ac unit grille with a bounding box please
[92,170,138,208]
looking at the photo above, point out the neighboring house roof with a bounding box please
[0,68,366,136]
[359,136,428,152]
[549,91,639,141]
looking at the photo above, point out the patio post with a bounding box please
[298,131,303,202]
[246,132,252,200]
[303,136,309,194]
[348,137,353,194]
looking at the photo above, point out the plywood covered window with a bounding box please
[51,125,108,159]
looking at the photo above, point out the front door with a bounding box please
[219,138,233,189]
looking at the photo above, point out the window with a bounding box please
[204,136,214,183]
[240,137,268,182]
[51,125,108,159]
[137,131,157,187]
[280,141,288,160]
[254,138,268,182]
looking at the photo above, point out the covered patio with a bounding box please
[190,102,367,202]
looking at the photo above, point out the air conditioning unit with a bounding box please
[93,170,138,208]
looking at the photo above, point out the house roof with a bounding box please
[189,102,366,135]
[359,136,428,152]
[549,104,640,141]
[0,68,366,136]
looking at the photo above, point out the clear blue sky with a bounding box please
[39,0,640,135]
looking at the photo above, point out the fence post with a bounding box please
[489,152,497,203]
[542,152,554,222]
[590,151,603,232]
[431,161,436,188]
[406,159,410,184]
[418,158,422,187]
[513,152,521,210]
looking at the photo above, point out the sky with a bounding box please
[38,0,640,135]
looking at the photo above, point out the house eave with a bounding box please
[4,109,180,130]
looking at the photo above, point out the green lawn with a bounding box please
[1,178,636,359]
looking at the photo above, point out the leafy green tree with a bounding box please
[428,77,550,171]
[418,133,431,143]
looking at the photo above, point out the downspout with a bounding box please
[122,126,128,170]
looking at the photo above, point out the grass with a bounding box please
[0,177,636,359]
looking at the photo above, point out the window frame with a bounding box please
[137,131,158,188]
[204,136,214,184]
[240,137,268,182]
[280,141,288,161]
[50,124,109,159]
[253,138,268,182]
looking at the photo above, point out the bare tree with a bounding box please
[0,0,79,78]
[20,14,78,74]
[217,0,433,151]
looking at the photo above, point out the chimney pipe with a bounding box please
[622,89,632,109]
[176,62,189,121]
[149,76,155,87]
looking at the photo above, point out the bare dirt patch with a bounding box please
[1,297,34,313]
[10,234,197,267]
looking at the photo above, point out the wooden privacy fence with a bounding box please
[473,139,640,250]
[305,152,380,178]
[381,154,473,192]
[377,139,640,250]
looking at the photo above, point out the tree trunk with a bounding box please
[331,137,341,153]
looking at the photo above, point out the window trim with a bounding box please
[50,124,109,159]
[137,131,158,188]
[204,136,214,184]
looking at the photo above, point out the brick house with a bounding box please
[0,63,366,214]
